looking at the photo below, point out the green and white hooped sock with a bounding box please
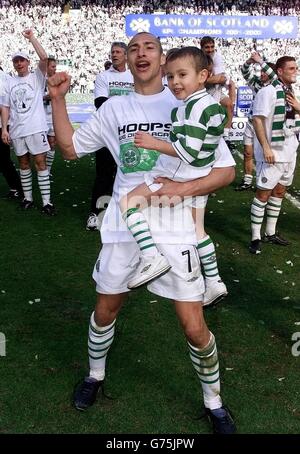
[88,312,116,382]
[123,208,159,257]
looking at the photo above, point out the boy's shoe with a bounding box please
[263,233,290,246]
[249,239,261,254]
[86,213,99,231]
[74,377,103,411]
[21,198,34,210]
[205,406,236,434]
[203,280,228,308]
[235,181,252,191]
[128,254,171,289]
[42,203,56,216]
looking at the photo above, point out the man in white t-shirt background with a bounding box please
[86,41,134,231]
[1,29,55,215]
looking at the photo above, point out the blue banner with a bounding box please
[126,15,298,39]
[236,86,253,117]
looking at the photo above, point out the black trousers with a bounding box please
[0,129,23,193]
[90,147,117,213]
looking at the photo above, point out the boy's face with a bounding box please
[166,56,208,100]
[13,57,30,77]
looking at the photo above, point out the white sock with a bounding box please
[88,312,116,382]
[265,197,283,236]
[251,197,267,240]
[37,169,51,206]
[188,332,222,410]
[20,168,33,201]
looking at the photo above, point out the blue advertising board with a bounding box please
[236,86,253,117]
[126,15,298,39]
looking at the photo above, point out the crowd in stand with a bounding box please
[0,0,299,93]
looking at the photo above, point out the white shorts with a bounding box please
[256,160,296,190]
[12,132,50,156]
[243,121,254,146]
[93,242,205,302]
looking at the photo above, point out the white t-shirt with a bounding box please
[94,67,134,99]
[73,87,235,245]
[2,67,48,139]
[252,84,298,163]
[207,51,226,102]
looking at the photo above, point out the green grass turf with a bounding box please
[0,147,299,434]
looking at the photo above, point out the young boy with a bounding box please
[119,47,228,291]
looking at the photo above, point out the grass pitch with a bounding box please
[0,148,299,434]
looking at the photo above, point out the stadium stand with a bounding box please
[0,1,299,93]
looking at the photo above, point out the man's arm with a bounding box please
[154,166,235,199]
[206,74,226,85]
[48,72,77,160]
[1,105,10,144]
[22,29,48,74]
[252,115,275,164]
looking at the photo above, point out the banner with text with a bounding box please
[236,86,253,117]
[126,15,298,39]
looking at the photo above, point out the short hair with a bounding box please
[166,46,210,72]
[276,56,296,70]
[111,41,127,52]
[200,36,215,48]
[128,33,163,54]
[47,57,56,64]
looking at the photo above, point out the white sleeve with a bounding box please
[94,72,109,99]
[213,138,236,168]
[213,51,225,75]
[252,86,276,118]
[72,110,106,158]
[35,66,46,89]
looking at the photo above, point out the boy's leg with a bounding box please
[121,184,171,289]
[192,207,227,307]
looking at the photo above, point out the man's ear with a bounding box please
[161,54,166,66]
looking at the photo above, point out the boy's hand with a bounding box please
[134,131,157,150]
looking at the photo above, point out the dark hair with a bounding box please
[166,46,210,72]
[276,56,296,70]
[104,60,112,70]
[200,36,215,48]
[47,57,56,64]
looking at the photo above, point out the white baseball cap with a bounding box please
[12,51,30,61]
